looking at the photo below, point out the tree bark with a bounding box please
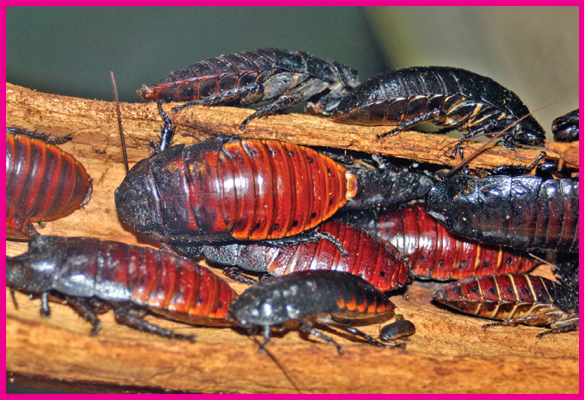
[5,83,579,393]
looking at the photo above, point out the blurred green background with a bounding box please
[4,6,581,393]
[6,7,580,138]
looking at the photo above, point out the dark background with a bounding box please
[4,6,580,393]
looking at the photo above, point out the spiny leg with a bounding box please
[378,109,442,139]
[327,321,405,349]
[298,320,344,354]
[239,95,296,130]
[66,296,103,336]
[536,323,579,339]
[263,230,348,256]
[482,314,546,329]
[172,83,265,113]
[223,266,258,285]
[113,306,196,342]
[40,292,51,317]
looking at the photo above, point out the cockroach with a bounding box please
[227,270,404,353]
[344,202,539,281]
[433,273,579,338]
[114,103,433,252]
[380,315,416,341]
[6,128,93,240]
[137,48,360,129]
[195,220,410,292]
[6,235,237,340]
[322,66,545,151]
[426,175,579,253]
[552,108,579,142]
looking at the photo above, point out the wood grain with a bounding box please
[5,83,579,393]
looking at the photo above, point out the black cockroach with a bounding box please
[344,202,539,281]
[552,108,579,142]
[114,103,433,252]
[6,128,93,240]
[227,270,404,353]
[6,236,237,340]
[195,220,410,292]
[322,66,545,151]
[380,315,416,342]
[426,175,578,253]
[137,48,360,129]
[433,273,579,338]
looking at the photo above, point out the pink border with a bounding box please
[2,4,583,396]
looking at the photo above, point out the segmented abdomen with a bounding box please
[154,139,356,241]
[204,220,410,292]
[6,133,92,238]
[350,203,538,281]
[56,238,237,323]
[426,175,579,252]
[433,274,559,325]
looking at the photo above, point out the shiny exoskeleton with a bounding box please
[198,220,410,292]
[6,128,92,240]
[434,273,579,337]
[6,236,237,340]
[137,48,360,129]
[551,108,579,142]
[345,203,539,281]
[324,66,546,149]
[115,104,433,250]
[228,270,402,353]
[379,315,416,342]
[426,175,579,253]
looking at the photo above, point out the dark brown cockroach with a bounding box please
[6,128,92,240]
[433,274,579,338]
[426,175,579,253]
[114,103,433,253]
[345,202,539,281]
[380,315,416,342]
[552,108,579,142]
[6,235,237,340]
[227,270,403,353]
[137,48,360,129]
[321,66,545,151]
[195,220,410,292]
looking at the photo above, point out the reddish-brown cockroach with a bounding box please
[196,220,410,292]
[6,235,237,340]
[433,273,579,337]
[137,48,360,129]
[114,103,432,252]
[6,128,92,240]
[426,175,579,253]
[346,202,539,281]
[228,270,404,353]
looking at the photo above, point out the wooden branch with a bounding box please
[5,83,579,394]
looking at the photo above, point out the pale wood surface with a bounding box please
[5,83,579,393]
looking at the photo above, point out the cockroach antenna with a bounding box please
[111,71,129,174]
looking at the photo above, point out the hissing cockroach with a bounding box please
[380,315,416,342]
[433,274,579,338]
[426,175,579,253]
[6,236,237,340]
[6,128,92,240]
[228,270,403,353]
[324,66,546,150]
[137,48,360,129]
[197,220,410,292]
[115,103,433,251]
[552,108,579,142]
[345,203,539,281]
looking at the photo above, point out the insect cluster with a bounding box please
[6,48,579,367]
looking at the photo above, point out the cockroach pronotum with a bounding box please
[195,220,410,292]
[227,270,404,353]
[552,108,579,142]
[137,48,360,129]
[379,315,416,342]
[433,274,579,338]
[320,66,545,152]
[6,128,93,240]
[344,202,539,281]
[6,236,237,340]
[426,175,579,253]
[114,103,433,252]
